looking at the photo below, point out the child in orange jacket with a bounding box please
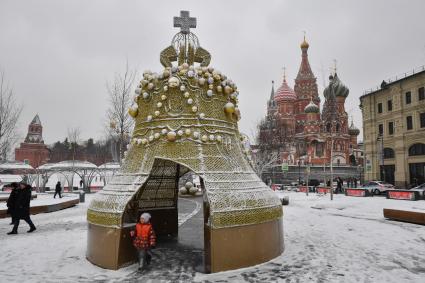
[130,212,156,270]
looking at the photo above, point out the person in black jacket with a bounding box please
[7,182,36,235]
[6,182,19,225]
[54,181,62,198]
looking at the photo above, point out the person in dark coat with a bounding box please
[54,181,62,198]
[6,182,19,225]
[7,182,36,235]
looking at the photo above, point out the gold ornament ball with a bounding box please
[161,95,167,101]
[154,111,160,116]
[128,108,138,118]
[224,85,233,95]
[201,135,208,142]
[184,92,190,98]
[157,102,162,108]
[185,129,191,136]
[167,131,177,142]
[191,106,198,113]
[224,102,235,114]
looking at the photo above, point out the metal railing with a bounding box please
[363,65,425,95]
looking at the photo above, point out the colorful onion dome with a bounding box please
[300,34,309,49]
[348,121,360,136]
[324,73,349,99]
[274,77,296,102]
[304,99,320,113]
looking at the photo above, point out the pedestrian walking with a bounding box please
[54,181,62,198]
[7,182,36,235]
[130,213,156,271]
[354,178,358,188]
[6,182,19,225]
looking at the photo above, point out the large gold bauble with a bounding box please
[167,131,177,141]
[224,102,235,114]
[128,108,138,118]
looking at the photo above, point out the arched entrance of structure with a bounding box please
[122,158,211,273]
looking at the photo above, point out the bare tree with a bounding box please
[67,127,81,163]
[105,61,137,164]
[0,71,22,160]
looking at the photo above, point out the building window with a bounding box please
[388,121,394,135]
[421,112,425,128]
[378,124,383,135]
[378,103,383,113]
[419,87,425,101]
[387,100,393,111]
[406,116,413,130]
[383,148,395,159]
[408,143,425,156]
[405,91,411,104]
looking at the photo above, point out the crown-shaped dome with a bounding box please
[304,100,320,113]
[348,120,360,136]
[274,78,296,102]
[324,73,349,99]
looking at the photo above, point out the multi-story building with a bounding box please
[360,67,425,188]
[15,115,50,168]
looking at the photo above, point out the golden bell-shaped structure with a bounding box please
[86,11,284,273]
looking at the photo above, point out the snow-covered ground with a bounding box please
[0,192,424,282]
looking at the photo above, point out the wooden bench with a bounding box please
[383,209,425,225]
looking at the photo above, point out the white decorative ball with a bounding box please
[187,98,193,105]
[207,90,213,97]
[154,111,160,116]
[187,70,195,77]
[207,77,214,84]
[171,66,178,73]
[180,85,186,91]
[143,92,149,99]
[161,128,168,135]
[201,135,208,142]
[191,106,198,112]
[189,186,198,194]
[177,130,184,136]
[154,133,160,139]
[184,92,190,98]
[141,138,147,145]
[163,85,168,91]
[216,135,222,142]
[168,77,179,88]
[209,135,215,141]
[193,132,200,139]
[147,83,154,90]
[148,135,154,142]
[182,63,189,69]
[147,115,153,122]
[199,113,205,119]
[157,102,162,108]
[136,138,142,145]
[185,129,191,136]
[198,78,206,85]
[161,95,167,101]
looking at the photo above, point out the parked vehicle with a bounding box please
[362,181,395,195]
[410,183,425,198]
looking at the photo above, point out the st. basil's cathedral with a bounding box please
[259,36,361,167]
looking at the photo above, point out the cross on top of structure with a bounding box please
[173,11,197,34]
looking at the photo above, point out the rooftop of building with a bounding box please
[360,65,425,100]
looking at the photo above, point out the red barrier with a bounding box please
[271,184,280,191]
[345,188,372,197]
[317,187,330,194]
[298,186,308,193]
[387,190,419,201]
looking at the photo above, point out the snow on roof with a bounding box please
[0,174,22,183]
[98,162,121,169]
[0,161,34,170]
[31,114,42,125]
[37,160,98,170]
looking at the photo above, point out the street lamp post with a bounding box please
[377,134,385,182]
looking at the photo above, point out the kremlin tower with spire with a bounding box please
[258,36,360,168]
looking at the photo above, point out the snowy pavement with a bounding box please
[0,192,424,282]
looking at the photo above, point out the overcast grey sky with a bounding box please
[1,0,424,144]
